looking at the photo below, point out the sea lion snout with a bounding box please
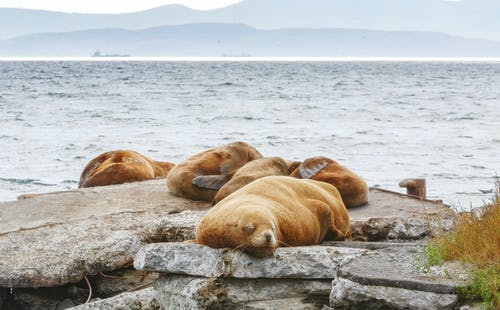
[250,228,277,248]
[265,232,272,242]
[247,229,278,258]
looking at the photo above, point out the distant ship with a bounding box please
[92,50,130,57]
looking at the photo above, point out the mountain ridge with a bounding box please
[2,23,499,57]
[1,0,499,41]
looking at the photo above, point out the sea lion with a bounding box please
[166,141,262,202]
[212,157,290,205]
[195,176,350,258]
[286,160,302,174]
[78,150,175,188]
[290,156,368,208]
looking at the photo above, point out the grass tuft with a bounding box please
[425,178,500,309]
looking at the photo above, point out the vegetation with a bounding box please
[424,179,500,309]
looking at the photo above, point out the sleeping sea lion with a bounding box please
[78,150,175,188]
[166,141,262,202]
[212,157,290,205]
[286,160,302,174]
[195,176,350,257]
[290,156,368,207]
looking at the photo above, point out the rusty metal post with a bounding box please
[399,178,426,199]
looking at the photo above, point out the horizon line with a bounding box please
[1,56,500,62]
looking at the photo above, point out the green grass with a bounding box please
[424,179,500,309]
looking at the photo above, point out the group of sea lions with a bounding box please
[78,141,368,258]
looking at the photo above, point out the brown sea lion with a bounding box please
[78,150,175,188]
[212,157,290,205]
[166,141,262,202]
[290,156,368,208]
[195,176,350,258]
[286,160,302,174]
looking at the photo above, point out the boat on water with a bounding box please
[92,50,130,57]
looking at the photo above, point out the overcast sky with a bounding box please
[0,0,243,13]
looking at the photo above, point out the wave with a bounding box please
[0,178,56,186]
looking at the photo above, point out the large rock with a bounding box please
[349,188,455,241]
[329,243,471,309]
[338,245,470,293]
[330,277,458,310]
[0,179,454,289]
[134,241,470,310]
[155,275,331,310]
[0,180,209,288]
[135,242,365,279]
[69,287,159,310]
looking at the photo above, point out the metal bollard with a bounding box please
[399,178,426,199]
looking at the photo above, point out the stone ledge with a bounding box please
[0,210,205,288]
[155,275,331,310]
[338,245,470,294]
[134,242,366,279]
[1,180,455,289]
[330,277,458,310]
[69,287,159,310]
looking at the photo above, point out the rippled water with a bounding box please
[0,61,499,208]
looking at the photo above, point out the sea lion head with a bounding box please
[227,208,280,258]
[290,156,334,179]
[218,141,262,174]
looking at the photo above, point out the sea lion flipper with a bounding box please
[192,175,230,190]
[299,160,329,179]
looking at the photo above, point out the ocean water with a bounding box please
[0,60,499,209]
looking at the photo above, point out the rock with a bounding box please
[240,297,329,309]
[330,277,458,310]
[328,243,472,309]
[0,180,454,289]
[69,287,159,310]
[0,289,7,308]
[348,188,455,241]
[5,285,87,310]
[0,180,209,288]
[134,242,366,279]
[323,240,425,250]
[91,268,159,298]
[338,245,471,293]
[155,275,331,309]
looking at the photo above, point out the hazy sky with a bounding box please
[0,0,243,13]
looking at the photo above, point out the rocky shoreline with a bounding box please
[0,178,473,309]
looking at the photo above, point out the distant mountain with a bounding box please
[0,0,499,41]
[1,23,499,57]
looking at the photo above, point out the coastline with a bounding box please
[2,56,500,62]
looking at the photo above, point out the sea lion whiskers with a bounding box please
[277,239,293,247]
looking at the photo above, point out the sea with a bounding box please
[1,58,499,209]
